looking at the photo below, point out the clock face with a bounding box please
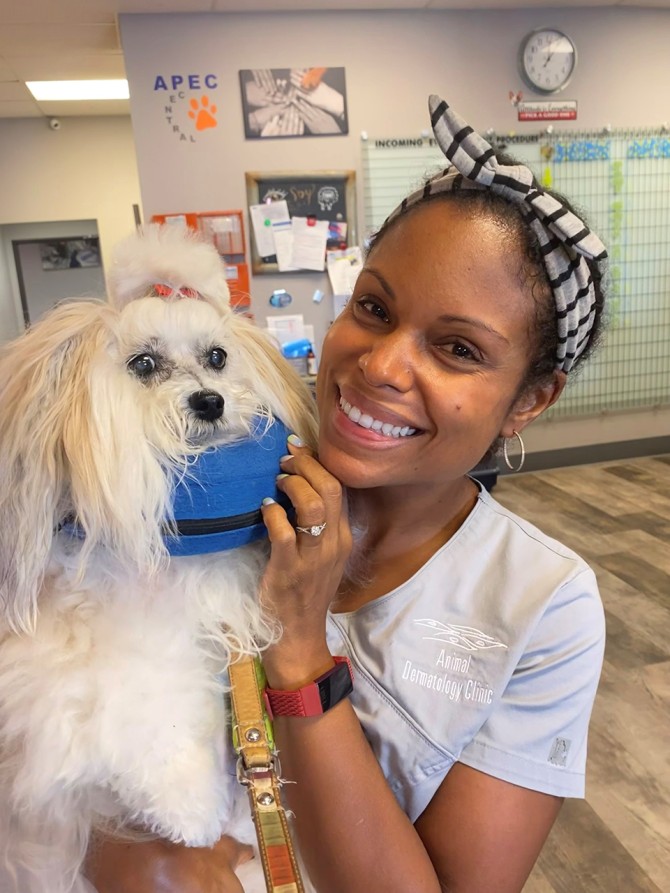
[520,28,576,94]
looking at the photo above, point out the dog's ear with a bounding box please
[0,300,110,633]
[227,315,319,449]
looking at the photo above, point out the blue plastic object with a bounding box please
[281,338,312,358]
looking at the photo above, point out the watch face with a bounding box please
[317,661,354,711]
[520,28,576,94]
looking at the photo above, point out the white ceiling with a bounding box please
[0,0,667,119]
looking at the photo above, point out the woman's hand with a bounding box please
[260,435,352,687]
[85,833,253,893]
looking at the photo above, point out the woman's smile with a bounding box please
[334,387,421,445]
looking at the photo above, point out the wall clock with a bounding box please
[519,28,576,95]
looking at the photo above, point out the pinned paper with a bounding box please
[326,246,364,296]
[164,214,188,231]
[266,314,306,345]
[249,200,290,259]
[271,219,299,272]
[290,217,329,271]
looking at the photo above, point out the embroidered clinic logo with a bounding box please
[153,73,219,143]
[414,619,507,652]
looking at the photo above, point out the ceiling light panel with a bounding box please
[26,79,129,101]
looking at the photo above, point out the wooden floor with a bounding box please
[493,455,670,893]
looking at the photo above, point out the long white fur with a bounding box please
[0,225,318,893]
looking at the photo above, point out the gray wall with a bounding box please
[0,116,141,342]
[12,232,104,324]
[120,8,670,456]
[120,7,670,347]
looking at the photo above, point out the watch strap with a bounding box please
[264,656,354,719]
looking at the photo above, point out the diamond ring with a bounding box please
[295,522,327,537]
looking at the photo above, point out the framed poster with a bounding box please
[38,237,100,270]
[245,170,356,274]
[239,68,348,139]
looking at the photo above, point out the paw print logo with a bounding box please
[188,95,218,131]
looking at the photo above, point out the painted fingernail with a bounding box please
[287,434,304,446]
[279,454,294,462]
[262,497,276,506]
[276,473,290,480]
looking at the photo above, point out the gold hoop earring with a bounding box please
[503,430,526,473]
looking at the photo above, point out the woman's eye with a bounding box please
[441,341,481,363]
[452,343,474,359]
[356,298,389,322]
[128,354,156,377]
[207,347,227,369]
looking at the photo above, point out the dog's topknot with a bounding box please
[109,224,232,313]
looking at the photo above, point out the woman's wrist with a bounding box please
[262,643,334,690]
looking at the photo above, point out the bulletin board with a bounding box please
[245,170,356,274]
[362,130,670,421]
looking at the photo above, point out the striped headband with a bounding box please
[385,95,608,373]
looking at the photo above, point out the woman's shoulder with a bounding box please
[432,481,604,631]
[468,482,592,575]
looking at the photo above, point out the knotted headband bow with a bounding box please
[385,95,608,373]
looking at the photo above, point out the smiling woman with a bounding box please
[317,201,560,494]
[91,96,608,893]
[256,95,608,893]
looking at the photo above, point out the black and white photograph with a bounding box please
[239,67,348,139]
[38,237,101,270]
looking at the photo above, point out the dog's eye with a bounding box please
[128,354,157,377]
[207,347,227,370]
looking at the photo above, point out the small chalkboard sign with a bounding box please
[246,170,356,274]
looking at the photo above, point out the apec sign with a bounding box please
[154,74,218,94]
[153,73,219,142]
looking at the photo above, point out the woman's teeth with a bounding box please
[339,397,416,438]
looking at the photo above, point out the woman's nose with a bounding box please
[358,335,414,391]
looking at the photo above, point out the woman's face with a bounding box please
[316,201,555,492]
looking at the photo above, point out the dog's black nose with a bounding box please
[189,390,224,422]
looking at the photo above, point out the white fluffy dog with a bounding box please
[0,225,317,892]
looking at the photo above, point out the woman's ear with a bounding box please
[500,371,567,438]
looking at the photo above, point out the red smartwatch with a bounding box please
[264,656,354,719]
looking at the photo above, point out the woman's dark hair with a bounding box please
[367,157,607,394]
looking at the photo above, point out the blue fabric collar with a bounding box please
[61,418,293,557]
[165,418,293,556]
